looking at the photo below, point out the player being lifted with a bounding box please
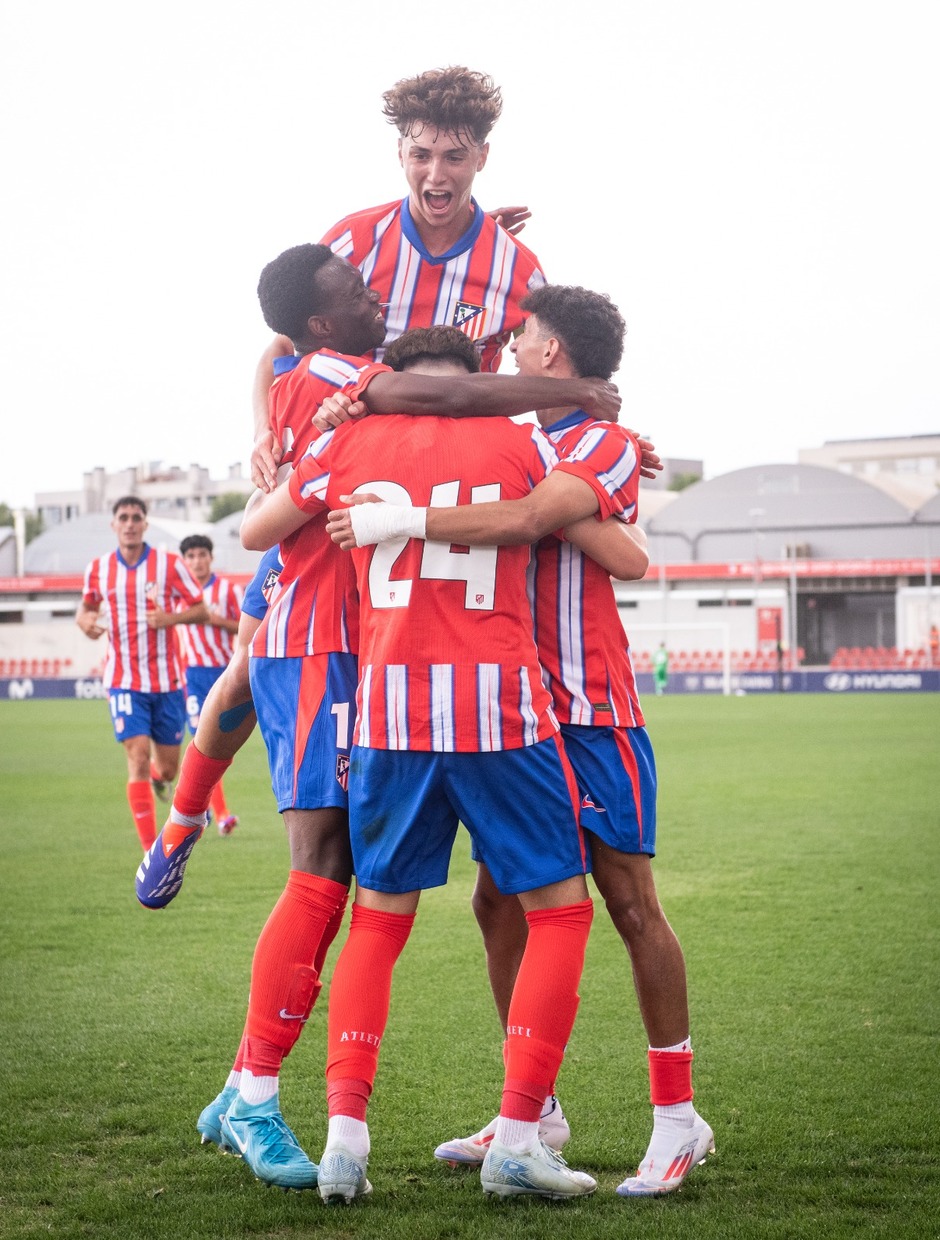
[250,64,545,491]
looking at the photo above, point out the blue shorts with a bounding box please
[242,546,283,620]
[250,652,357,812]
[560,723,657,856]
[108,688,186,746]
[184,665,226,734]
[349,735,587,896]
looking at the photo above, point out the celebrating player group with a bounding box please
[81,65,713,1206]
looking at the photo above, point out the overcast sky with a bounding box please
[1,0,937,510]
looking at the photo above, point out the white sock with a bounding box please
[170,807,207,830]
[327,1114,370,1158]
[495,1116,539,1151]
[225,1069,241,1091]
[654,1101,696,1126]
[238,1070,279,1105]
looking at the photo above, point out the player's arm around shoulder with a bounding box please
[564,517,649,581]
[420,467,603,548]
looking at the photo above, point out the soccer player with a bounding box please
[251,65,547,492]
[239,332,637,1203]
[76,497,208,851]
[177,534,243,834]
[181,246,621,1194]
[330,285,715,1199]
[652,642,670,696]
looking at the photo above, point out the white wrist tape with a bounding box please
[348,503,428,547]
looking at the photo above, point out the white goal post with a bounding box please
[622,621,733,696]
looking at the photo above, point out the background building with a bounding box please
[35,460,254,526]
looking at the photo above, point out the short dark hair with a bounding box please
[180,534,213,556]
[112,496,147,516]
[520,285,626,380]
[257,243,336,341]
[382,66,502,146]
[383,326,481,374]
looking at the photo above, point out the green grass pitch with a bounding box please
[1,695,938,1239]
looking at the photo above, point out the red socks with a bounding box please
[208,781,230,822]
[126,780,156,849]
[315,900,348,975]
[501,899,593,1122]
[241,872,348,1075]
[649,1049,694,1105]
[325,903,415,1120]
[173,743,232,817]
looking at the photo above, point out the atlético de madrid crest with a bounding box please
[335,754,349,791]
[453,301,485,329]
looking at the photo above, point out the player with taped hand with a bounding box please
[240,327,612,1204]
[136,245,619,917]
[184,246,620,1195]
[327,285,714,1200]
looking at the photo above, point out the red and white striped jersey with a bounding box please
[291,414,561,752]
[177,575,243,669]
[269,349,389,471]
[82,545,203,692]
[531,413,646,728]
[320,199,545,373]
[251,351,388,659]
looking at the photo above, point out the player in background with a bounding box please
[652,642,670,695]
[251,65,545,492]
[238,332,639,1203]
[181,248,621,1195]
[177,534,243,835]
[135,545,279,907]
[77,497,208,851]
[329,286,714,1199]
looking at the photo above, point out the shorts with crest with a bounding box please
[560,723,657,856]
[349,733,587,896]
[108,688,186,745]
[250,652,357,812]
